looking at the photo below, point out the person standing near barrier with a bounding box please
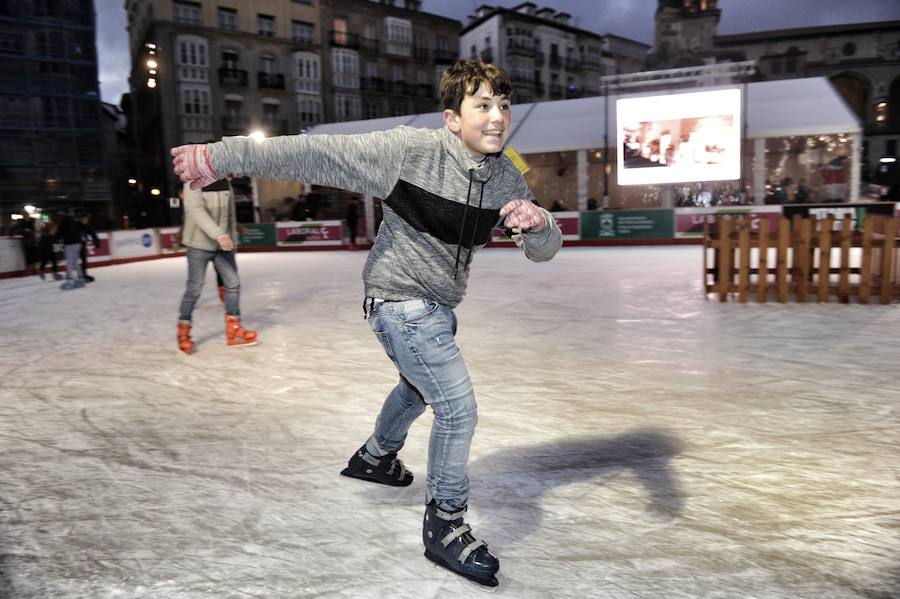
[176,179,257,354]
[37,220,62,280]
[170,59,562,587]
[56,210,83,290]
[78,212,100,283]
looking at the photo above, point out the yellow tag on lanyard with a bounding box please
[503,145,531,175]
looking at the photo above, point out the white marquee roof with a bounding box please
[307,77,860,154]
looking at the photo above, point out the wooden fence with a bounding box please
[704,214,900,304]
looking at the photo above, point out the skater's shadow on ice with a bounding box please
[468,428,685,552]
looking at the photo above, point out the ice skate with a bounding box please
[423,494,499,587]
[340,444,413,486]
[225,314,257,347]
[177,322,194,354]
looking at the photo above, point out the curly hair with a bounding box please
[440,59,512,114]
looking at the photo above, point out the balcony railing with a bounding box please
[433,49,458,63]
[579,56,602,70]
[360,76,387,92]
[219,68,248,86]
[480,48,493,63]
[507,39,536,58]
[222,115,249,134]
[415,83,434,98]
[549,54,562,68]
[329,31,360,49]
[564,57,580,70]
[535,51,544,66]
[509,72,533,84]
[258,72,285,89]
[261,118,289,135]
[360,37,379,53]
[412,46,429,61]
[389,80,412,95]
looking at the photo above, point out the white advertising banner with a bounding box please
[111,229,159,260]
[0,237,24,273]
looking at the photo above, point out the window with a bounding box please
[262,102,279,124]
[842,42,856,57]
[298,97,322,125]
[334,92,361,120]
[384,16,411,56]
[225,99,241,118]
[332,48,359,88]
[365,61,378,79]
[333,17,348,46]
[42,97,69,127]
[173,1,201,24]
[293,52,320,94]
[470,44,477,59]
[770,58,782,74]
[293,20,314,43]
[222,49,239,69]
[392,64,403,82]
[181,86,210,116]
[366,101,380,119]
[218,7,236,31]
[258,14,275,37]
[436,35,448,51]
[176,35,208,82]
[260,54,276,74]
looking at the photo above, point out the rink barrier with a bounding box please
[704,214,900,304]
[5,205,899,280]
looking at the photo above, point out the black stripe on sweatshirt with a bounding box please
[383,179,500,247]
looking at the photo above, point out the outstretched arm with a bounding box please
[172,128,409,199]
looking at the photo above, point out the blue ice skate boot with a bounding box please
[423,494,499,587]
[340,445,413,486]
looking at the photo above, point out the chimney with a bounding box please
[554,12,571,26]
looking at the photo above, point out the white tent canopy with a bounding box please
[307,77,860,154]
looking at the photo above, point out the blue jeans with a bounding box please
[178,248,240,322]
[365,299,477,512]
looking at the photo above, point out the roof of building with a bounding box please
[461,3,604,41]
[716,20,900,45]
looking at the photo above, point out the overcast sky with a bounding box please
[96,0,900,106]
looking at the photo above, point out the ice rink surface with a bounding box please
[1,246,899,599]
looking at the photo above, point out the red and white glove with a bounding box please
[171,144,219,190]
[499,199,546,232]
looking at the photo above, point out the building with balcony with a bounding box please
[125,0,459,212]
[459,2,649,104]
[319,0,460,122]
[0,0,110,231]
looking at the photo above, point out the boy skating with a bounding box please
[172,60,561,586]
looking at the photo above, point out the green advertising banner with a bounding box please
[581,209,674,240]
[239,224,277,247]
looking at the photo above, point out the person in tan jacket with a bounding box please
[176,179,257,353]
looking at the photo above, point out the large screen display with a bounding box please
[617,88,742,186]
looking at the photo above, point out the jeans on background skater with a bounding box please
[63,243,82,280]
[178,248,240,322]
[364,298,476,513]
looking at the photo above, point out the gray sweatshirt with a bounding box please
[209,125,562,308]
